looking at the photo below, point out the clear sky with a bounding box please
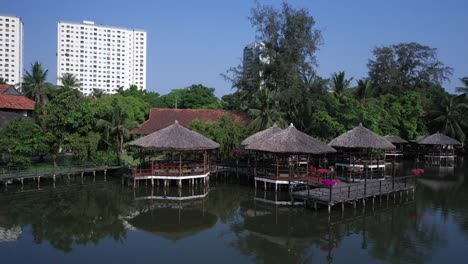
[3,0,467,97]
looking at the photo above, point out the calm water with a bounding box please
[0,159,467,263]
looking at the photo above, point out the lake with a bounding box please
[0,159,467,263]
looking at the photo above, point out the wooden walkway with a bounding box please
[0,165,121,188]
[292,176,416,212]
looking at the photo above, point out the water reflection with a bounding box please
[0,160,466,263]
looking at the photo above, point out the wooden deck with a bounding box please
[292,175,416,212]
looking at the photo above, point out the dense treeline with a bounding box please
[0,2,466,166]
[0,72,223,165]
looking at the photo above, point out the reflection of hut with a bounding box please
[128,207,217,242]
[384,135,408,161]
[245,124,336,191]
[329,124,395,181]
[129,120,220,188]
[417,132,461,166]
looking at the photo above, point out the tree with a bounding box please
[456,77,468,96]
[45,89,98,162]
[22,62,52,126]
[330,71,353,101]
[368,42,453,95]
[226,2,322,97]
[0,120,48,166]
[247,88,286,131]
[189,114,249,160]
[355,79,375,105]
[428,94,468,142]
[59,73,82,90]
[96,100,138,158]
[118,85,166,107]
[0,77,6,84]
[159,84,220,109]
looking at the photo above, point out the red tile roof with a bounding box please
[0,93,35,111]
[0,84,13,93]
[130,108,248,135]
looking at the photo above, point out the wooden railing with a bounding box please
[292,175,416,204]
[132,163,207,178]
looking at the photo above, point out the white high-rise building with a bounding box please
[0,15,23,87]
[57,20,146,95]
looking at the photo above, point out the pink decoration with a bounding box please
[233,148,242,154]
[322,179,341,186]
[411,168,425,176]
[318,169,330,174]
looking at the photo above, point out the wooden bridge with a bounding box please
[292,175,416,213]
[0,163,121,189]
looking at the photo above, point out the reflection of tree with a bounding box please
[228,193,445,263]
[360,205,444,264]
[0,182,137,252]
[417,163,468,239]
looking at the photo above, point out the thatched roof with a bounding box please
[129,120,220,151]
[245,124,336,154]
[417,132,462,146]
[241,123,283,146]
[329,124,395,149]
[384,135,408,144]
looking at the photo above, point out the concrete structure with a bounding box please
[243,42,268,89]
[57,20,146,95]
[0,14,23,87]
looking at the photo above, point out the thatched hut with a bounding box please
[417,132,461,166]
[241,123,282,147]
[245,124,336,191]
[128,120,219,188]
[384,135,408,161]
[328,124,395,181]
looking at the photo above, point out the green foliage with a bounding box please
[368,42,453,95]
[0,120,48,166]
[428,94,468,142]
[96,94,149,124]
[189,114,249,160]
[46,89,98,151]
[160,84,221,109]
[68,132,101,161]
[118,85,166,108]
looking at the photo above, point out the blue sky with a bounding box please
[3,0,467,96]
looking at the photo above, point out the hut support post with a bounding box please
[276,156,279,180]
[179,153,182,176]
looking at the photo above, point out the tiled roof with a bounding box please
[0,93,35,111]
[130,108,248,135]
[0,84,13,93]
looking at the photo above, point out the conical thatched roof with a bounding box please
[384,135,408,144]
[417,132,461,145]
[129,120,220,151]
[241,123,283,146]
[245,124,336,154]
[329,124,395,149]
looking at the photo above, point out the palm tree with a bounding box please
[92,88,104,99]
[60,73,82,90]
[22,62,50,127]
[96,101,137,159]
[248,88,286,131]
[0,77,6,84]
[456,77,468,96]
[330,71,353,101]
[429,94,468,142]
[355,79,374,105]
